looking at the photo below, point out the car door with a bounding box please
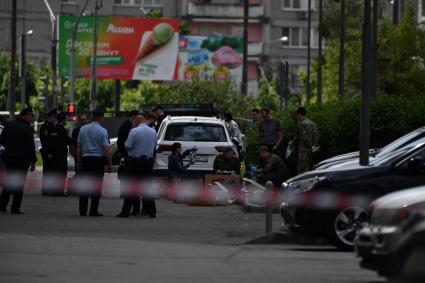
[394,147,425,191]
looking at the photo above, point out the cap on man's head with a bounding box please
[292,106,307,116]
[152,105,163,112]
[56,112,67,122]
[47,109,57,117]
[129,110,139,117]
[258,145,270,153]
[92,108,105,117]
[19,107,33,116]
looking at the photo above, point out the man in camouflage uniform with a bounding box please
[290,107,319,174]
[257,146,288,186]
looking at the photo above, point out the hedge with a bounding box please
[245,95,425,166]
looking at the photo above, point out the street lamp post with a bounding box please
[392,0,399,25]
[371,0,378,98]
[360,0,372,166]
[70,0,90,109]
[43,0,57,110]
[19,30,33,111]
[338,0,345,99]
[241,0,249,96]
[264,37,289,108]
[317,0,323,106]
[7,0,17,118]
[306,0,312,103]
[90,0,101,111]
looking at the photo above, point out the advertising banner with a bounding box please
[58,16,179,80]
[178,35,243,83]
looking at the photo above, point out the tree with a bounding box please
[302,3,425,102]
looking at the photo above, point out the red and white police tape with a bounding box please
[0,171,374,209]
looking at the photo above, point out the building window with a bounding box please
[142,0,162,7]
[114,0,142,6]
[282,27,317,47]
[281,0,315,11]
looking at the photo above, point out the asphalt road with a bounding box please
[0,174,384,283]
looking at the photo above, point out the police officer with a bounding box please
[0,107,37,214]
[40,109,57,195]
[51,113,71,194]
[117,112,157,218]
[116,110,142,215]
[70,113,89,169]
[116,112,146,217]
[290,107,319,174]
[76,109,112,217]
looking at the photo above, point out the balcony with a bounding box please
[184,2,265,19]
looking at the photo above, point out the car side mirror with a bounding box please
[408,156,425,173]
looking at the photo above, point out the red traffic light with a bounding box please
[68,103,75,114]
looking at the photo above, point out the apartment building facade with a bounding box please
[7,1,423,97]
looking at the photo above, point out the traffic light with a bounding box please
[67,103,75,114]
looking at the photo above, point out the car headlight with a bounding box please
[283,176,326,193]
[371,209,411,226]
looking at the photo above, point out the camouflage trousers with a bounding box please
[297,148,312,174]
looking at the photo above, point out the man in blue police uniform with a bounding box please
[117,112,157,218]
[76,108,112,216]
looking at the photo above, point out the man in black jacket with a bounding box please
[117,110,139,160]
[70,113,89,166]
[117,110,140,215]
[40,109,57,195]
[51,113,71,195]
[0,107,37,214]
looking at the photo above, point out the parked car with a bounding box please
[281,142,425,250]
[314,126,425,169]
[154,116,237,175]
[355,186,425,278]
[385,216,425,281]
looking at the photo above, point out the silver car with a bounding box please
[355,186,425,277]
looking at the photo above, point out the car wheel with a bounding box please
[327,206,368,251]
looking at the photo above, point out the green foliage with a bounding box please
[244,121,260,166]
[273,95,425,162]
[305,2,425,102]
[121,79,256,119]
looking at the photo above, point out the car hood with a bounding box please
[372,186,425,210]
[314,149,379,169]
[287,159,382,183]
[316,151,360,165]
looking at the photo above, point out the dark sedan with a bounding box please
[314,126,425,169]
[281,142,425,250]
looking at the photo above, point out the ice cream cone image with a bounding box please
[133,23,175,64]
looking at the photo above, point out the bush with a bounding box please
[245,95,425,165]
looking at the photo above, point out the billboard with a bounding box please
[178,35,243,82]
[58,16,180,80]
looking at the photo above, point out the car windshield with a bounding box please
[372,144,424,166]
[376,129,425,157]
[164,123,227,142]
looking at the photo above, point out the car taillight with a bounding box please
[215,146,225,152]
[156,144,172,153]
